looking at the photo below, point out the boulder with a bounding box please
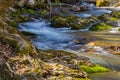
[18,0,28,7]
[51,16,94,30]
[27,0,37,8]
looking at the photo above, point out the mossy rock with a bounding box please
[19,16,30,22]
[89,23,113,31]
[28,9,36,15]
[40,10,48,18]
[118,28,120,31]
[109,17,118,21]
[7,20,17,28]
[16,8,36,15]
[51,17,69,28]
[111,11,120,18]
[51,16,90,29]
[38,3,47,9]
[80,64,110,74]
[18,8,28,14]
[52,15,61,21]
[97,14,109,21]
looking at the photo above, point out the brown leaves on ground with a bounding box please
[0,42,15,62]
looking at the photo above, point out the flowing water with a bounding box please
[75,2,112,18]
[18,21,120,80]
[18,3,120,80]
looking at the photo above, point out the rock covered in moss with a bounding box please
[97,14,110,21]
[89,23,113,31]
[110,11,120,18]
[7,20,18,28]
[51,15,97,30]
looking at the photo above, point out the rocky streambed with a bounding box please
[3,0,120,79]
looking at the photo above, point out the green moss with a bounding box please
[80,65,110,74]
[28,9,36,15]
[90,23,113,31]
[111,11,120,18]
[110,17,118,21]
[19,8,28,14]
[20,16,29,22]
[40,10,48,18]
[16,8,36,15]
[8,21,17,28]
[52,15,61,21]
[97,15,108,21]
[118,28,120,31]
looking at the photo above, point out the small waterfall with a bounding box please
[18,21,74,50]
[75,2,112,18]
